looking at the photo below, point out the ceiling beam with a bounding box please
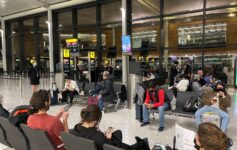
[31,0,49,8]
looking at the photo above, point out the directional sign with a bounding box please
[63,49,70,58]
[90,52,95,59]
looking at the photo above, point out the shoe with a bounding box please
[140,122,150,127]
[158,127,165,132]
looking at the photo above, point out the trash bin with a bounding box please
[128,74,142,109]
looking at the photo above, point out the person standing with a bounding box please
[28,61,40,93]
[169,61,179,86]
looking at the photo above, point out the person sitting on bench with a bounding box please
[0,94,9,118]
[195,85,231,133]
[97,71,114,111]
[61,76,80,105]
[141,79,170,132]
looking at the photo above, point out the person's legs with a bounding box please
[211,107,230,133]
[157,102,169,131]
[69,90,78,104]
[61,90,69,103]
[195,105,211,126]
[141,104,150,126]
[31,85,38,93]
[98,96,104,111]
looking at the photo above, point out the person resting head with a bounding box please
[0,94,9,118]
[194,122,228,150]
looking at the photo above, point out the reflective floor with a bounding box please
[0,78,236,150]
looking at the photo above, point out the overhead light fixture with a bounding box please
[59,24,63,27]
[46,21,49,24]
[228,13,236,17]
[12,31,16,34]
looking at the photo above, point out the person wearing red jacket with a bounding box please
[141,79,170,132]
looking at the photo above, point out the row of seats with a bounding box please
[76,82,127,112]
[0,116,123,150]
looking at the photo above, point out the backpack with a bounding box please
[9,105,30,127]
[183,96,203,112]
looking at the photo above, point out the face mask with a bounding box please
[33,63,37,67]
[194,138,201,150]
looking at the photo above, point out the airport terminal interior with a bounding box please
[0,0,237,150]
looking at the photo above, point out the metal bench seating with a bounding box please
[0,117,29,150]
[103,144,125,150]
[61,132,97,150]
[20,124,55,150]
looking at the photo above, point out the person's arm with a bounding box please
[153,89,164,108]
[62,112,69,132]
[144,90,150,104]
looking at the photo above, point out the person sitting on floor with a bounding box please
[70,105,150,150]
[27,90,69,150]
[61,76,80,105]
[195,86,231,133]
[141,78,170,132]
[194,122,228,150]
[0,94,9,118]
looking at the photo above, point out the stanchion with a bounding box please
[20,74,23,98]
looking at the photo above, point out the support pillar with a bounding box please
[1,20,7,72]
[159,0,164,76]
[96,0,102,66]
[202,0,207,68]
[121,0,131,86]
[48,9,54,85]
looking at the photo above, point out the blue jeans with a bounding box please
[142,102,169,128]
[98,96,104,111]
[195,105,229,133]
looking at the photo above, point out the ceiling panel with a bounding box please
[0,0,95,17]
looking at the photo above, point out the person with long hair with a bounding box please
[194,123,228,150]
[70,105,150,150]
[195,83,231,133]
[27,90,69,150]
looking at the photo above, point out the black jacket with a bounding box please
[70,124,113,150]
[0,104,9,118]
[28,66,40,85]
[100,78,114,102]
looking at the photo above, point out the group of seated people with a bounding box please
[0,89,232,150]
[60,71,114,111]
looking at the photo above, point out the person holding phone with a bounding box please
[195,83,231,133]
[140,79,170,132]
[27,90,69,150]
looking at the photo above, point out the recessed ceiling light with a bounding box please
[45,21,49,24]
[12,31,16,34]
[59,24,63,27]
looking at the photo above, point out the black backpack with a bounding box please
[183,96,203,112]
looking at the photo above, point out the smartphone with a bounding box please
[64,104,70,112]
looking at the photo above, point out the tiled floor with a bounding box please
[0,78,236,150]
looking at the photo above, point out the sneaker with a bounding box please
[140,122,150,127]
[158,127,165,132]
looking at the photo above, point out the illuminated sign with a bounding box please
[63,49,70,58]
[66,38,78,52]
[90,52,95,59]
[122,35,132,55]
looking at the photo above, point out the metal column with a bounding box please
[52,13,59,71]
[72,9,78,38]
[202,0,207,68]
[96,0,102,66]
[48,9,54,85]
[1,20,7,72]
[159,0,164,76]
[5,21,12,71]
[18,20,25,72]
[34,17,41,68]
[121,0,131,86]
